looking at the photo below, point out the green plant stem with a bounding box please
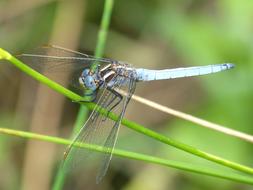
[92,103,253,175]
[0,127,252,185]
[73,0,114,143]
[91,0,114,72]
[1,48,253,177]
[0,50,85,102]
[124,119,244,170]
[53,0,114,189]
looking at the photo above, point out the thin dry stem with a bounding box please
[118,89,253,143]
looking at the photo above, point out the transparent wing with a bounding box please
[63,72,136,183]
[18,45,114,72]
[17,45,115,94]
[96,76,136,183]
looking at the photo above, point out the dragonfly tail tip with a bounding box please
[223,63,235,69]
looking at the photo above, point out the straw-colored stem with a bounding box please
[1,48,253,178]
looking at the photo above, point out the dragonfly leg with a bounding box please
[109,88,123,111]
[76,90,97,104]
[72,98,93,103]
[102,87,123,121]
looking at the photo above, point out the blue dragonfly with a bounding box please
[19,45,234,183]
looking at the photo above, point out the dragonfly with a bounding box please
[19,45,234,183]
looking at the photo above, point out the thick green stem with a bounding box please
[0,127,253,185]
[91,0,114,72]
[1,48,253,179]
[7,55,85,102]
[53,0,115,189]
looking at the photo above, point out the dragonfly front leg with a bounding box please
[74,90,97,103]
[103,87,123,120]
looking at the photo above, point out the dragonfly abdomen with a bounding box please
[136,63,234,81]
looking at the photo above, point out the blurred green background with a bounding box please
[0,0,252,190]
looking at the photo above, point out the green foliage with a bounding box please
[0,0,253,189]
[1,46,253,186]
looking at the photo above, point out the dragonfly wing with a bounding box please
[62,87,114,174]
[18,46,115,72]
[96,75,136,183]
[63,73,136,183]
[17,47,114,95]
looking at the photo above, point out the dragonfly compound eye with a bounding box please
[79,68,98,91]
[82,75,97,91]
[81,69,90,77]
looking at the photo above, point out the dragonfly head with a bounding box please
[79,69,98,91]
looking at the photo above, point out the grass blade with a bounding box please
[0,127,252,185]
[53,0,114,189]
[1,48,253,178]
